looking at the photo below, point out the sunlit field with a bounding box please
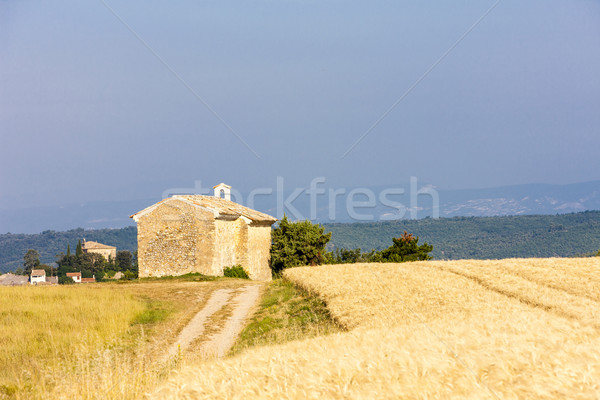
[0,285,144,398]
[154,258,600,399]
[0,278,251,400]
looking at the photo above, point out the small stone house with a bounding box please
[30,269,46,285]
[82,239,117,260]
[66,272,95,283]
[67,272,82,283]
[130,183,277,280]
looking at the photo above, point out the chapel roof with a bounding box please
[130,195,277,224]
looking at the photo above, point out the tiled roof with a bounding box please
[66,272,82,277]
[130,195,277,224]
[82,241,116,250]
[81,278,96,283]
[31,269,46,276]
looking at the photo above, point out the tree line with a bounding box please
[270,215,433,274]
[323,211,600,259]
[0,227,137,274]
[17,240,137,284]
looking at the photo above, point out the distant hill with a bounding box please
[2,181,600,234]
[324,211,600,260]
[2,212,600,273]
[0,227,137,273]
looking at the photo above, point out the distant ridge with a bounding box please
[2,212,600,273]
[435,180,600,218]
[2,181,600,233]
[324,211,600,260]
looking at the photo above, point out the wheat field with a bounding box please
[154,258,600,399]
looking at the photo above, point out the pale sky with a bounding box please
[1,0,599,210]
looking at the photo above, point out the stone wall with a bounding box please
[137,200,215,277]
[84,248,116,260]
[212,218,248,275]
[246,224,273,281]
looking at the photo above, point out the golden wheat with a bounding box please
[154,258,600,399]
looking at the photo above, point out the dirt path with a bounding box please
[165,284,260,360]
[198,284,261,358]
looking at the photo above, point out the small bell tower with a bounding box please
[213,183,232,201]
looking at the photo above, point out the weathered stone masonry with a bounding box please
[81,239,117,260]
[130,189,276,281]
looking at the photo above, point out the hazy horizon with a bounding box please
[2,0,599,213]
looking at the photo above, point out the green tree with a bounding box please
[75,240,83,257]
[95,270,105,281]
[66,244,71,258]
[123,270,137,280]
[23,249,40,274]
[131,250,139,274]
[56,252,76,277]
[78,253,105,275]
[324,248,382,264]
[116,251,133,271]
[39,264,54,276]
[379,231,433,262]
[55,244,104,279]
[270,215,332,274]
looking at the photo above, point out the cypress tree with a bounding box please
[76,240,83,257]
[66,244,71,258]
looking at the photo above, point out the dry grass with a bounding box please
[153,258,600,399]
[0,278,252,400]
[229,279,343,355]
[0,285,144,398]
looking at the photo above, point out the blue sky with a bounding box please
[1,0,599,210]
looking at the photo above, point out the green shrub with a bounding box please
[379,231,433,262]
[122,270,137,280]
[223,265,250,279]
[270,215,332,274]
[58,276,75,285]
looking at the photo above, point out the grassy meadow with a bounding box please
[0,285,144,397]
[154,258,600,399]
[0,277,253,399]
